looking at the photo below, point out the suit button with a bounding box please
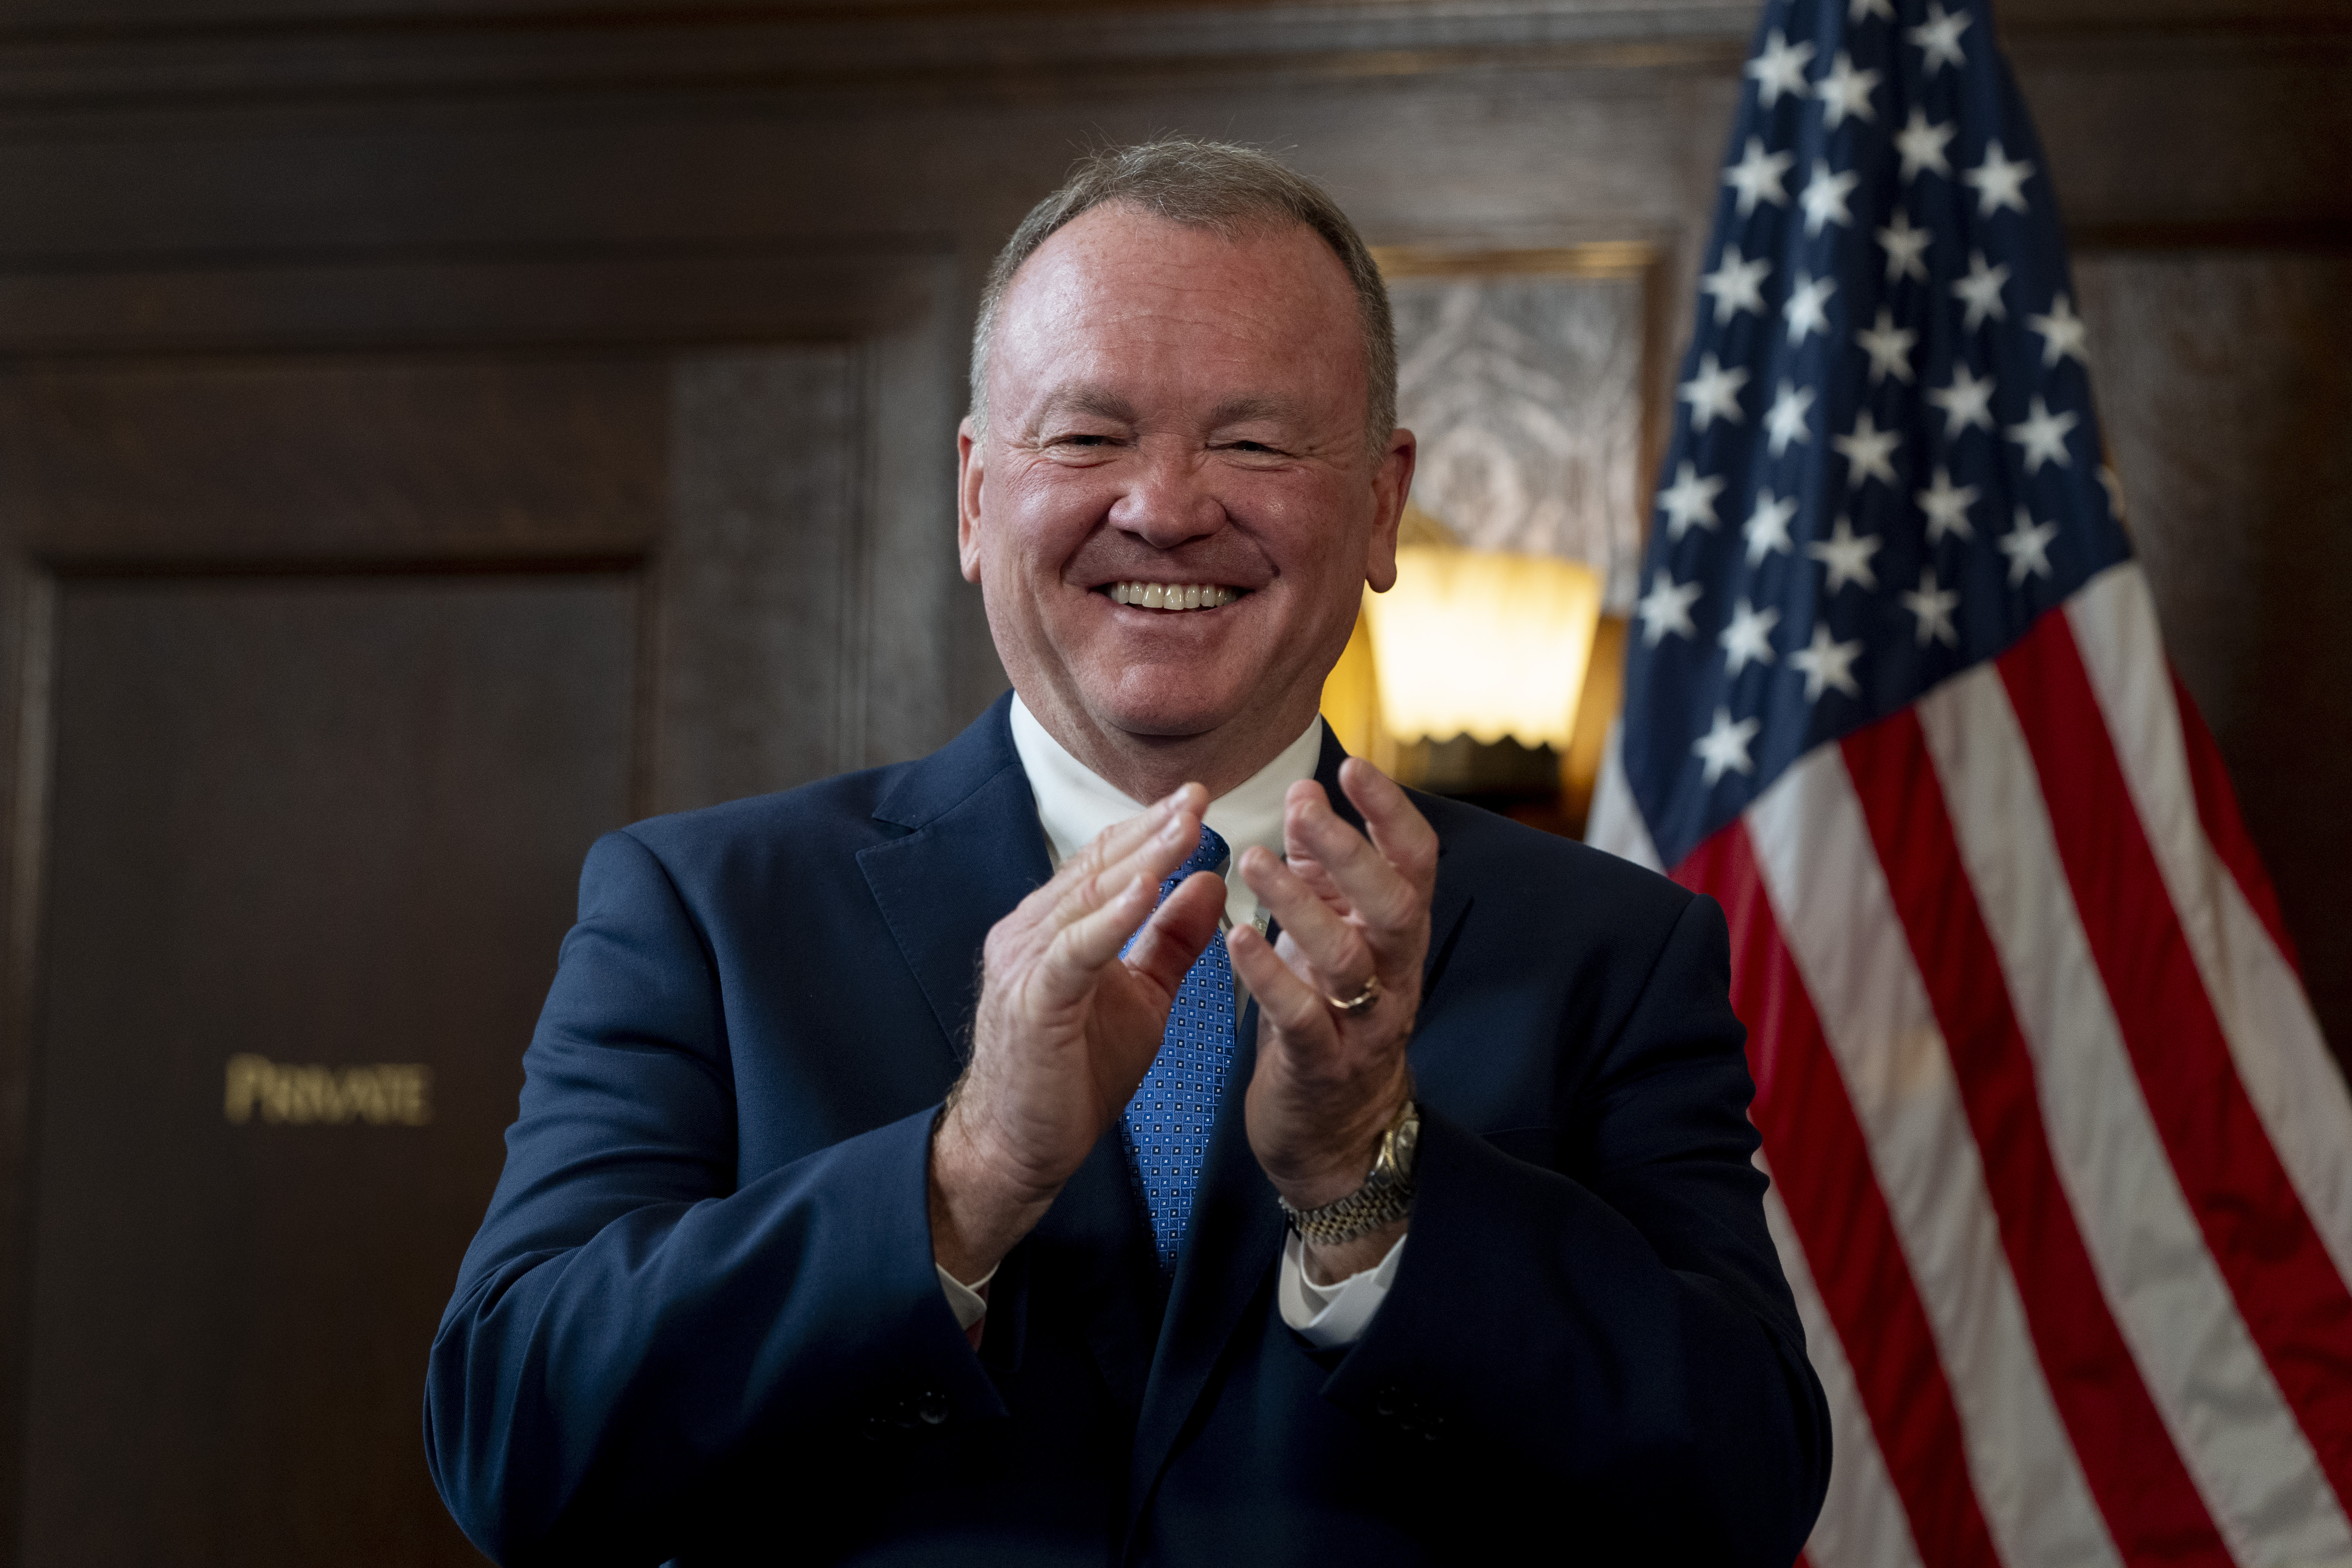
[1374,1386,1407,1419]
[915,1391,951,1426]
[860,1414,897,1443]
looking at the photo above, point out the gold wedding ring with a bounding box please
[1325,975,1382,1018]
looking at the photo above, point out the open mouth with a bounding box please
[1103,581,1248,611]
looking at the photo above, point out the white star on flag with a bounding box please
[1963,139,2036,217]
[1999,506,2060,584]
[2029,293,2089,367]
[1807,515,1881,594]
[1927,362,1998,437]
[1801,160,1862,237]
[1952,250,2011,330]
[1678,352,1750,431]
[2006,394,2079,473]
[1916,466,1980,543]
[1789,621,1864,701]
[1766,380,1815,456]
[1784,273,1837,345]
[1900,566,1961,646]
[1637,569,1705,646]
[1743,490,1799,565]
[1719,599,1783,675]
[1817,51,1882,128]
[1908,0,1970,74]
[1745,29,1815,107]
[1877,210,1932,283]
[1894,108,1956,181]
[1657,460,1727,539]
[1691,706,1762,786]
[1701,245,1772,324]
[1856,307,1918,384]
[1849,0,1894,22]
[1833,409,1901,488]
[1723,135,1795,217]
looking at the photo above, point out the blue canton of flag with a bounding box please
[1617,0,2132,870]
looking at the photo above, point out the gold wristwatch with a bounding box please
[1277,1100,1419,1246]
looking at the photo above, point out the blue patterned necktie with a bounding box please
[1120,824,1236,1276]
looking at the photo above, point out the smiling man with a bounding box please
[428,141,1829,1568]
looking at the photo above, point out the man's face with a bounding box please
[959,203,1411,780]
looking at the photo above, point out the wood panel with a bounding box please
[0,249,967,1556]
[26,572,636,1566]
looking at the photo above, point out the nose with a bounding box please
[1105,440,1226,549]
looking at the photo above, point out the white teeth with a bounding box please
[1108,581,1240,611]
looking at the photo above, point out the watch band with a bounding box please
[1277,1100,1419,1247]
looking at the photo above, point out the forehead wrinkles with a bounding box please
[992,222,1365,444]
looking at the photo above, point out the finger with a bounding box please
[1042,792,1205,931]
[1226,922,1340,1050]
[1282,846,1353,917]
[1282,781,1423,941]
[1235,845,1373,993]
[1337,758,1439,894]
[1016,783,1206,925]
[1121,870,1225,997]
[1036,871,1163,998]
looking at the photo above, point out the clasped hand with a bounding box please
[929,759,1436,1287]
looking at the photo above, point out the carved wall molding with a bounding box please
[0,0,2335,114]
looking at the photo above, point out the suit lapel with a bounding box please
[856,694,1053,1071]
[856,694,1161,1410]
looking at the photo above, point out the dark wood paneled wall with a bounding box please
[0,2,2340,1561]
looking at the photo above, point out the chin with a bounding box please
[1086,671,1256,743]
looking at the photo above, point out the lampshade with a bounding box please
[1361,545,1604,751]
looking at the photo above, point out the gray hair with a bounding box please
[967,138,1398,461]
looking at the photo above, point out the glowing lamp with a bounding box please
[1360,545,1604,751]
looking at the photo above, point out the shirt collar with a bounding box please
[1008,694,1324,933]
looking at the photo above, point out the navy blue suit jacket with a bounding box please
[426,695,1830,1566]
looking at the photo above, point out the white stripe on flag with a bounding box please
[2065,565,2352,1288]
[1584,721,1664,870]
[1759,1165,1931,1568]
[1917,657,2352,1566]
[1745,750,2124,1568]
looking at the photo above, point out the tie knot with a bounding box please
[1171,823,1229,889]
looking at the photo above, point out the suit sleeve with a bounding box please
[423,828,1001,1567]
[1319,889,1832,1564]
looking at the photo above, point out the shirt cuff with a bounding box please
[936,1262,997,1333]
[1277,1229,1407,1348]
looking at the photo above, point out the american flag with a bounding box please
[1584,0,2352,1562]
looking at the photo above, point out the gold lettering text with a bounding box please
[222,1056,434,1126]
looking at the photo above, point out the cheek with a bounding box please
[1250,475,1369,575]
[997,468,1113,565]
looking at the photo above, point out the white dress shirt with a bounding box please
[933,697,1405,1348]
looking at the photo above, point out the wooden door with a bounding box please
[0,251,974,1564]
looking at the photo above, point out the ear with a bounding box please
[1364,426,1416,594]
[956,417,987,584]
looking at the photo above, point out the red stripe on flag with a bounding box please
[2000,612,2352,1497]
[2169,667,2300,973]
[1841,708,2231,1565]
[1680,821,2004,1568]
